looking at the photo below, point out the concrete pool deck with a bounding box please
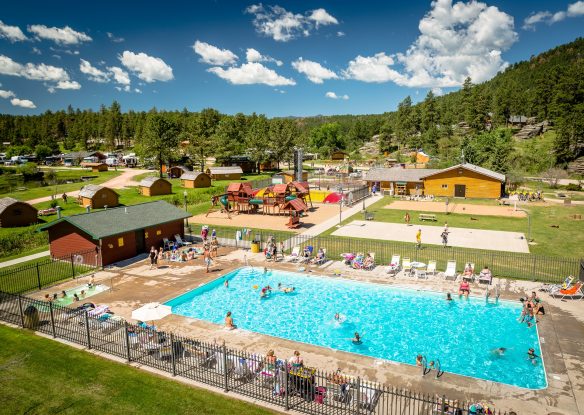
[331,220,530,253]
[31,249,583,415]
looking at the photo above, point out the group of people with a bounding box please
[44,275,95,303]
[265,237,284,261]
[519,292,545,328]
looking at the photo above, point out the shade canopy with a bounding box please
[131,302,172,322]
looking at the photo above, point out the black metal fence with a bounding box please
[0,290,512,415]
[201,227,580,284]
[0,249,99,294]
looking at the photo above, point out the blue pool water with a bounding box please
[166,267,546,389]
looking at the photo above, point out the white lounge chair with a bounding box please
[175,234,192,247]
[426,260,437,276]
[402,257,412,276]
[286,247,301,262]
[385,254,401,276]
[444,260,457,281]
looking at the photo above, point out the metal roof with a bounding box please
[39,200,191,239]
[139,176,170,188]
[208,166,243,175]
[364,167,439,183]
[419,163,505,182]
[78,184,117,198]
[0,197,31,214]
[181,171,209,181]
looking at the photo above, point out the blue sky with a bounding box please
[0,0,583,116]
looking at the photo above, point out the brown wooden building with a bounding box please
[280,170,309,183]
[364,167,438,196]
[0,197,38,227]
[139,177,172,196]
[168,166,190,178]
[331,150,349,161]
[81,162,109,172]
[181,172,211,188]
[78,185,119,209]
[206,166,243,180]
[421,164,505,198]
[40,201,192,266]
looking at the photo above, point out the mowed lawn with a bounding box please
[0,325,274,415]
[326,197,584,258]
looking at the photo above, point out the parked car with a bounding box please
[326,168,337,176]
[313,167,325,174]
[349,171,362,178]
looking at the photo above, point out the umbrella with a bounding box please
[131,302,172,322]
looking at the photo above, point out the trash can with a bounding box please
[251,242,260,253]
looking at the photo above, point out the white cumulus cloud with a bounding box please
[119,51,173,83]
[0,54,80,92]
[28,24,92,45]
[0,20,27,42]
[292,58,338,84]
[207,62,295,86]
[523,1,584,30]
[0,89,15,99]
[193,40,238,66]
[246,4,339,42]
[246,48,283,66]
[108,66,130,85]
[107,32,124,43]
[11,98,36,108]
[344,0,517,88]
[80,59,110,82]
[325,91,349,100]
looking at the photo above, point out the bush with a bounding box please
[565,183,582,191]
[0,226,48,259]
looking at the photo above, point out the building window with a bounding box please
[118,237,124,247]
[156,230,162,235]
[441,184,448,189]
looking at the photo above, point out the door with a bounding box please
[135,230,145,253]
[454,184,466,198]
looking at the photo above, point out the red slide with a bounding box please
[323,192,343,204]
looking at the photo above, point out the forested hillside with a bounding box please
[0,38,582,174]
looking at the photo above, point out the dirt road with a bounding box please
[26,168,151,205]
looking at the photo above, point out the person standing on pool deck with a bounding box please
[416,228,422,248]
[149,246,158,269]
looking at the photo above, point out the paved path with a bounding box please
[26,168,151,205]
[0,250,50,268]
[331,220,530,253]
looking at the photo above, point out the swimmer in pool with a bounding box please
[492,347,507,356]
[446,293,452,301]
[335,313,341,321]
[224,279,229,288]
[527,348,538,365]
[352,332,362,344]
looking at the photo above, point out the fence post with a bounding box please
[17,295,25,328]
[124,321,132,363]
[222,344,229,392]
[355,377,361,415]
[441,394,446,415]
[170,333,177,376]
[49,301,56,338]
[531,257,537,281]
[36,263,41,290]
[84,310,92,349]
[70,254,75,278]
[284,360,290,411]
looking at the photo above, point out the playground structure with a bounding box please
[207,181,311,227]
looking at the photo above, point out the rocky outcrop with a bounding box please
[567,157,584,174]
[513,120,550,139]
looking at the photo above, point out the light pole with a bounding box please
[183,190,189,233]
[338,188,343,227]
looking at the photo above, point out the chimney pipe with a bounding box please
[57,206,61,219]
[124,207,128,214]
[104,205,108,210]
[86,206,90,214]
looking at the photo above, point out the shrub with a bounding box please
[565,183,582,191]
[0,226,48,258]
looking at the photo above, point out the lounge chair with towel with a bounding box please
[286,247,301,262]
[551,281,584,300]
[385,254,401,276]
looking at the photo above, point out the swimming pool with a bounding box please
[53,283,109,306]
[166,268,546,389]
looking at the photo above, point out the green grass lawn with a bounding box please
[0,325,273,415]
[0,246,49,263]
[7,169,121,202]
[324,197,584,258]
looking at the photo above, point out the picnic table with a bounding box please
[418,213,437,221]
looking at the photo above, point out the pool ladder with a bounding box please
[421,356,444,379]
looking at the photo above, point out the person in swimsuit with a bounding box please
[527,348,538,365]
[290,350,303,368]
[149,246,158,269]
[446,293,453,301]
[458,281,470,298]
[225,311,236,330]
[416,354,423,366]
[265,349,277,371]
[352,332,362,344]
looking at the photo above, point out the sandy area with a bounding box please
[385,200,527,218]
[189,203,340,233]
[331,220,530,253]
[28,249,584,415]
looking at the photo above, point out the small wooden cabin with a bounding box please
[281,170,308,183]
[78,185,119,209]
[168,166,190,179]
[0,197,38,227]
[331,150,349,161]
[81,162,108,172]
[206,166,243,180]
[181,172,211,188]
[421,163,505,199]
[139,177,172,196]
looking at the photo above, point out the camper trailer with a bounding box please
[122,154,138,167]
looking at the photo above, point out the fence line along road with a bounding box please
[0,290,514,415]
